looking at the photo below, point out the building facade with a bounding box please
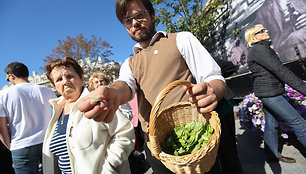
[1,57,121,94]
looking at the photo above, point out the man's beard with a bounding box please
[130,23,156,43]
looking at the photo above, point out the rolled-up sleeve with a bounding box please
[116,58,137,101]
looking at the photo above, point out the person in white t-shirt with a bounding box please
[0,62,57,174]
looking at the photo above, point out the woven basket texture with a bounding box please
[148,80,221,174]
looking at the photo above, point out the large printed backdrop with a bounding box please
[222,0,306,72]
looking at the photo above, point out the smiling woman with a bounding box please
[245,24,306,163]
[244,24,270,47]
[42,57,135,174]
[88,72,111,91]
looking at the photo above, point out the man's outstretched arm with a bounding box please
[77,81,132,123]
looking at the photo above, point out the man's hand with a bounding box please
[183,80,226,113]
[77,81,132,123]
[77,86,118,123]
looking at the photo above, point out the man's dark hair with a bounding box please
[116,0,154,23]
[5,62,29,78]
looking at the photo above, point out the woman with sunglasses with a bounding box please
[245,24,306,163]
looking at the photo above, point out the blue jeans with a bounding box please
[261,95,306,158]
[11,143,43,174]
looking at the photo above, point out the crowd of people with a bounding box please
[0,0,305,174]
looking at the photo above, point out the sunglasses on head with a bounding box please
[6,74,14,82]
[255,28,267,35]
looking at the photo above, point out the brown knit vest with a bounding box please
[129,33,194,132]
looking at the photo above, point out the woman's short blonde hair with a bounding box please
[88,72,111,90]
[244,24,264,47]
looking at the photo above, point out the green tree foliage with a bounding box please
[152,0,229,52]
[43,34,120,83]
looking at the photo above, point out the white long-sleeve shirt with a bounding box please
[117,31,224,98]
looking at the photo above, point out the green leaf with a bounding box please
[161,121,214,156]
[91,98,102,102]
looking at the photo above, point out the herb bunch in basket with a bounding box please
[161,121,214,156]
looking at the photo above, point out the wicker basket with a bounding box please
[147,80,221,174]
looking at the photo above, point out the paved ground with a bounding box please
[145,119,306,174]
[235,119,306,174]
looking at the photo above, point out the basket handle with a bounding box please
[148,80,192,159]
[149,80,192,136]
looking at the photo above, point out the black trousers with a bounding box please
[216,99,244,174]
[0,142,14,174]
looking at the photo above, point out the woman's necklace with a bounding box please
[61,102,73,124]
[61,108,67,125]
